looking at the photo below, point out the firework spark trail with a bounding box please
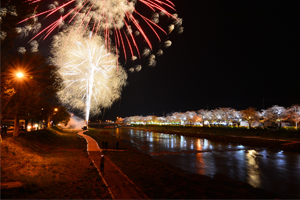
[51,30,127,123]
[21,0,182,63]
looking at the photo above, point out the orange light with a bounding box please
[54,108,58,112]
[16,72,24,78]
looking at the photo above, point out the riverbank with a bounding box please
[1,127,295,199]
[0,128,111,199]
[85,128,281,199]
[128,125,300,152]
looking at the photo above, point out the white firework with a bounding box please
[19,0,183,72]
[16,23,41,38]
[51,30,127,123]
[168,24,175,34]
[164,40,172,48]
[177,26,184,34]
[18,47,26,54]
[75,0,135,30]
[132,56,137,61]
[156,49,163,56]
[143,48,151,57]
[148,54,156,67]
[0,31,7,40]
[174,17,183,27]
[135,65,142,72]
[30,40,39,52]
[151,13,159,24]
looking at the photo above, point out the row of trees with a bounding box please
[1,52,71,137]
[1,1,70,138]
[123,105,300,129]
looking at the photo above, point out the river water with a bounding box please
[109,128,300,198]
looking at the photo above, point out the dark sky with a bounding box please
[100,0,300,120]
[15,0,298,120]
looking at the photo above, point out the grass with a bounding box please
[1,128,111,199]
[85,128,279,199]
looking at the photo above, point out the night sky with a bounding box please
[99,0,299,120]
[14,1,298,120]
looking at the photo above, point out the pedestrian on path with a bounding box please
[105,141,108,149]
[100,155,105,171]
[116,141,119,149]
[1,126,3,138]
[3,126,7,136]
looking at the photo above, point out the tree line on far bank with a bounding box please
[122,105,300,129]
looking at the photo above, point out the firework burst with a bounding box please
[20,0,183,66]
[16,0,182,122]
[51,29,127,123]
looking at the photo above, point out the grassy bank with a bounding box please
[1,128,110,199]
[85,128,279,199]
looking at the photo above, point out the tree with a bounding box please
[1,52,62,136]
[0,78,16,121]
[241,107,258,128]
[197,109,212,126]
[192,114,202,125]
[185,111,197,125]
[156,117,166,124]
[232,110,242,127]
[287,105,300,129]
[116,117,124,124]
[267,105,287,128]
[217,107,236,126]
[171,112,184,125]
[211,108,221,126]
[52,106,70,126]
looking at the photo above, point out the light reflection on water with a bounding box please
[246,150,261,188]
[111,128,300,198]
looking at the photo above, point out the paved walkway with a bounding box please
[77,131,148,199]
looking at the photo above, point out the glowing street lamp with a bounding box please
[13,71,26,137]
[54,108,58,112]
[16,72,24,78]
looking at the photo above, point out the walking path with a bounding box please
[77,131,148,199]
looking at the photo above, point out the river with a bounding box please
[109,128,300,198]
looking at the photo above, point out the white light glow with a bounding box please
[51,31,127,124]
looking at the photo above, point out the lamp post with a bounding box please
[53,108,58,126]
[48,108,58,128]
[13,71,25,137]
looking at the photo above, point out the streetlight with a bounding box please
[50,108,59,127]
[16,72,24,78]
[13,71,26,137]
